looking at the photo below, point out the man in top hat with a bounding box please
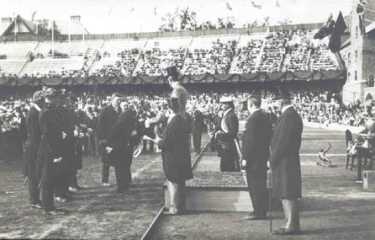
[167,66,188,115]
[157,66,193,214]
[23,90,45,209]
[241,95,272,220]
[96,93,121,186]
[270,88,303,235]
[215,96,239,171]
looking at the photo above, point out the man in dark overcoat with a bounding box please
[96,94,121,185]
[270,89,303,235]
[55,96,76,202]
[23,90,44,209]
[241,96,272,220]
[37,90,67,215]
[215,96,239,172]
[105,104,140,193]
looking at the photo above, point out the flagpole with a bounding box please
[52,20,55,57]
[14,15,17,42]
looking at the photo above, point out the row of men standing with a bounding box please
[24,89,84,215]
[212,90,303,235]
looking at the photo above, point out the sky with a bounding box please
[0,0,354,33]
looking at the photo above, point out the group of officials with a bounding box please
[22,63,303,234]
[212,88,303,235]
[24,88,85,215]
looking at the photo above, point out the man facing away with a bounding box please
[241,96,272,220]
[156,65,193,215]
[270,88,303,235]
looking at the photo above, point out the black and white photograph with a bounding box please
[0,0,375,239]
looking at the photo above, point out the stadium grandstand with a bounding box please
[1,0,375,105]
[0,15,344,86]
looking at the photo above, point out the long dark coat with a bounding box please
[218,109,239,171]
[242,109,272,216]
[23,106,42,177]
[106,110,137,166]
[60,107,77,173]
[159,114,193,183]
[37,106,65,179]
[270,107,303,199]
[96,106,120,160]
[242,109,272,172]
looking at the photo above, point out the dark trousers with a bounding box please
[102,160,111,183]
[115,162,131,192]
[27,161,40,204]
[40,164,55,211]
[357,148,368,181]
[193,130,202,153]
[220,148,238,172]
[246,170,268,217]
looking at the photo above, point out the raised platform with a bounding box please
[164,152,252,212]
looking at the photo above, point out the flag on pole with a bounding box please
[313,14,335,39]
[226,2,233,11]
[328,11,347,53]
[251,1,262,9]
[31,11,37,21]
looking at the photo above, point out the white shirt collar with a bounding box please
[282,104,293,113]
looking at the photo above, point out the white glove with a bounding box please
[241,160,247,168]
[53,157,62,163]
[62,131,67,139]
[105,146,113,154]
[131,130,137,136]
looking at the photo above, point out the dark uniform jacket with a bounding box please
[219,109,239,150]
[192,110,205,133]
[270,106,303,199]
[242,109,272,172]
[37,106,65,178]
[106,110,137,166]
[159,114,193,183]
[96,105,120,143]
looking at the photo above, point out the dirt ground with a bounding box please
[0,149,166,239]
[151,127,375,240]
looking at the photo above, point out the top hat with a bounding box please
[166,66,179,81]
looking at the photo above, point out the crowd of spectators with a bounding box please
[133,47,186,76]
[91,49,140,78]
[182,39,237,75]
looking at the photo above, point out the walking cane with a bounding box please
[267,168,272,233]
